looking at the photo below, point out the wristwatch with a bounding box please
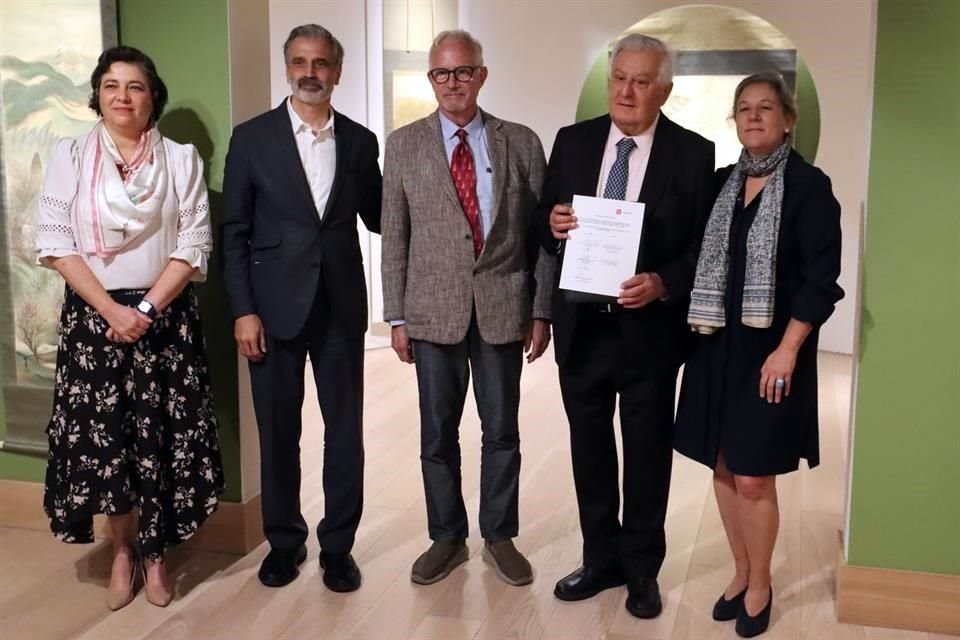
[136,298,158,319]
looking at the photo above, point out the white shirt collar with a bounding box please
[606,113,659,151]
[439,109,484,142]
[287,98,335,138]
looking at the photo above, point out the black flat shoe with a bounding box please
[553,565,626,602]
[713,587,747,621]
[625,577,663,619]
[319,552,361,592]
[258,544,307,588]
[736,587,773,638]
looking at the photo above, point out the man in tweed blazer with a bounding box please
[381,29,555,587]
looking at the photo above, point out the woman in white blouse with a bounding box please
[35,46,223,610]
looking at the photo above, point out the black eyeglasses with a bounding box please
[427,65,480,84]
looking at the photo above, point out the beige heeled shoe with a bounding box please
[142,558,174,607]
[106,552,138,611]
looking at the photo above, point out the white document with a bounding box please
[558,194,645,298]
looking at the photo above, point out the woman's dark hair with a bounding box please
[88,46,168,125]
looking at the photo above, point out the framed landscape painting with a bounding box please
[0,0,116,454]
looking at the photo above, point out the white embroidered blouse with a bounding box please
[34,132,213,290]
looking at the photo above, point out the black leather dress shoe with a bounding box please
[319,552,361,592]
[625,577,663,619]
[553,565,626,601]
[258,544,307,588]
[735,587,772,637]
[713,587,747,621]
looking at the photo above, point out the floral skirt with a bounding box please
[43,285,224,560]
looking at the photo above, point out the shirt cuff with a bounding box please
[388,319,406,327]
[35,248,80,266]
[169,247,209,281]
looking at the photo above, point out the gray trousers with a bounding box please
[413,319,523,542]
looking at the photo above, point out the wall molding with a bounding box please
[837,552,960,635]
[0,479,264,556]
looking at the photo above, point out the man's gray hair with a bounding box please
[283,24,344,68]
[429,29,484,65]
[609,33,675,85]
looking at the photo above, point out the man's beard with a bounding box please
[291,78,330,104]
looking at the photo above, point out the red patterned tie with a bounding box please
[450,129,484,258]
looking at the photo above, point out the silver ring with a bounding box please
[775,378,785,389]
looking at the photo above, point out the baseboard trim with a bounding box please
[0,479,264,556]
[837,552,960,635]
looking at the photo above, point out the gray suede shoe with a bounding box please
[482,539,533,586]
[410,540,469,585]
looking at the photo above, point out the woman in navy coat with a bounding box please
[674,72,843,637]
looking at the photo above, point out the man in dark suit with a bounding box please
[537,34,714,618]
[221,24,381,592]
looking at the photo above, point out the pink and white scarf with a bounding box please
[75,120,167,257]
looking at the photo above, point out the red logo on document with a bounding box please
[616,208,622,215]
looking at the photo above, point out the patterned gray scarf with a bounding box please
[688,142,791,335]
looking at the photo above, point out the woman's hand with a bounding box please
[759,345,798,404]
[102,302,151,343]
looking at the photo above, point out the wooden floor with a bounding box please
[1,349,954,640]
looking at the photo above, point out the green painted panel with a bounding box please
[0,450,44,482]
[849,0,960,575]
[575,49,610,123]
[793,55,820,162]
[118,0,241,502]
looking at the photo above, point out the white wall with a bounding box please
[268,0,369,121]
[460,0,876,355]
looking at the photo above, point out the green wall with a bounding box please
[793,55,820,163]
[575,48,609,123]
[848,0,960,575]
[0,449,44,482]
[0,368,44,481]
[118,0,241,502]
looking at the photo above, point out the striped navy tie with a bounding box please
[603,137,636,200]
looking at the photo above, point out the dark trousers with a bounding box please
[412,318,523,542]
[249,283,364,554]
[558,311,676,579]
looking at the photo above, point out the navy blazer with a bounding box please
[221,100,382,340]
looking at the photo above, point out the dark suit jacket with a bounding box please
[536,113,715,370]
[221,100,382,341]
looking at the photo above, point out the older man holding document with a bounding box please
[536,33,714,618]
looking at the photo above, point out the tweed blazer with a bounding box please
[381,109,555,345]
